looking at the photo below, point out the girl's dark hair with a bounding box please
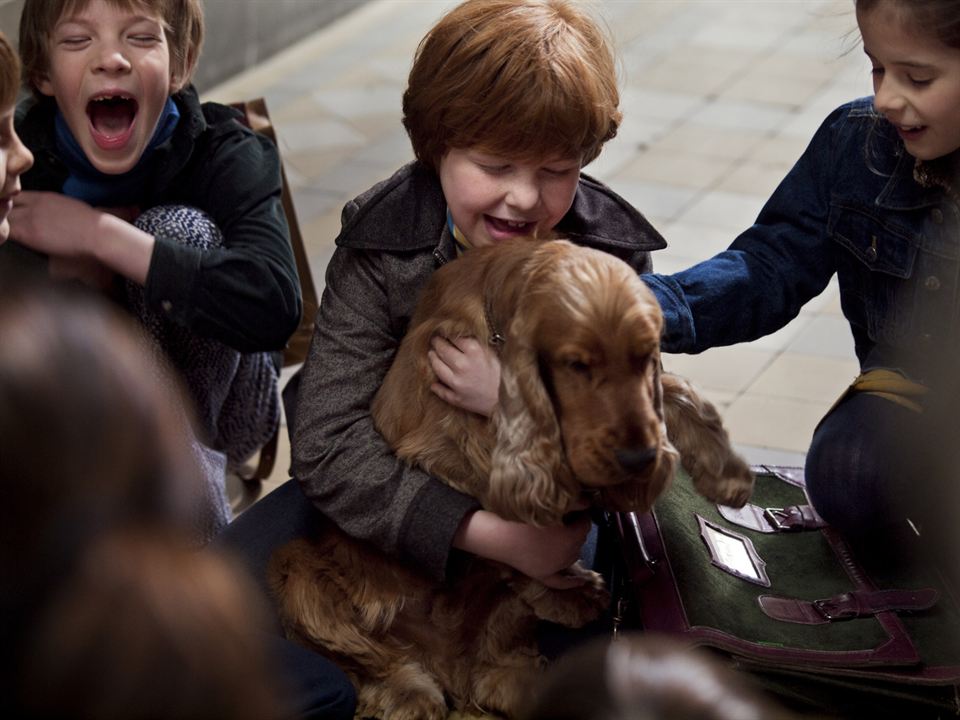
[0,283,286,719]
[0,283,201,608]
[855,0,960,48]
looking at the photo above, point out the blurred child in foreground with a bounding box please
[0,283,286,719]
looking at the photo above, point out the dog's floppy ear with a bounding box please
[661,372,754,508]
[653,355,666,422]
[488,302,580,526]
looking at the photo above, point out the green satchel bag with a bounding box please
[612,465,960,718]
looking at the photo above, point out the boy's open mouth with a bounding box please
[87,94,139,148]
[486,216,535,236]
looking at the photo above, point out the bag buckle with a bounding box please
[763,507,797,532]
[812,589,939,621]
[812,594,859,621]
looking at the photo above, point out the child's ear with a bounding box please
[169,48,199,94]
[36,73,55,97]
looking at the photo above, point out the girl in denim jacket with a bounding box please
[644,0,960,555]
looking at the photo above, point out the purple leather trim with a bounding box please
[623,512,926,669]
[675,625,920,669]
[736,655,960,684]
[815,588,939,619]
[765,504,828,531]
[717,503,827,533]
[631,511,691,632]
[758,594,832,624]
[752,464,807,488]
[613,511,656,585]
[758,588,938,625]
[717,503,777,533]
[697,515,770,587]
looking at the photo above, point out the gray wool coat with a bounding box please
[291,161,666,582]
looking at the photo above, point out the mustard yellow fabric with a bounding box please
[839,368,928,414]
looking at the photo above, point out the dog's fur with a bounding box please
[269,239,753,719]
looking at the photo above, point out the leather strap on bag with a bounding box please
[718,502,827,533]
[758,588,939,625]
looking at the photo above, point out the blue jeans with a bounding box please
[805,392,921,557]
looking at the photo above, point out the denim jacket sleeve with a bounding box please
[644,104,851,354]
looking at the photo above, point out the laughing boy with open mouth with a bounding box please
[4,2,359,717]
[7,0,298,538]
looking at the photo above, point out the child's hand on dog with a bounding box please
[429,335,501,417]
[454,506,592,590]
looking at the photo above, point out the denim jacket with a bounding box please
[644,97,960,385]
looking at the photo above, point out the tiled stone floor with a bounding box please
[214,0,870,507]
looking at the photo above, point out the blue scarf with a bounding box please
[446,208,471,255]
[56,97,180,206]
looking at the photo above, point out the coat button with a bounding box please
[864,246,878,262]
[925,275,941,291]
[931,208,944,224]
[161,300,173,313]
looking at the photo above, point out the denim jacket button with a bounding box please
[931,208,944,224]
[925,275,941,291]
[864,246,878,263]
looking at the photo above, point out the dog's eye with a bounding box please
[568,359,591,376]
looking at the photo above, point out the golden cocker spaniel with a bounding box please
[270,239,753,720]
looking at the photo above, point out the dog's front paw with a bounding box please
[471,658,543,717]
[532,564,610,627]
[357,667,448,720]
[693,456,755,508]
[662,371,756,509]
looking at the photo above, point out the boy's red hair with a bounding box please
[402,0,621,171]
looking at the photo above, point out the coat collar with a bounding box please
[336,161,667,256]
[876,149,945,211]
[17,85,208,195]
[868,115,947,211]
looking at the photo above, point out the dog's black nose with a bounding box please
[615,447,657,473]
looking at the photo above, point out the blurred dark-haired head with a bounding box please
[523,634,799,720]
[0,282,285,719]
